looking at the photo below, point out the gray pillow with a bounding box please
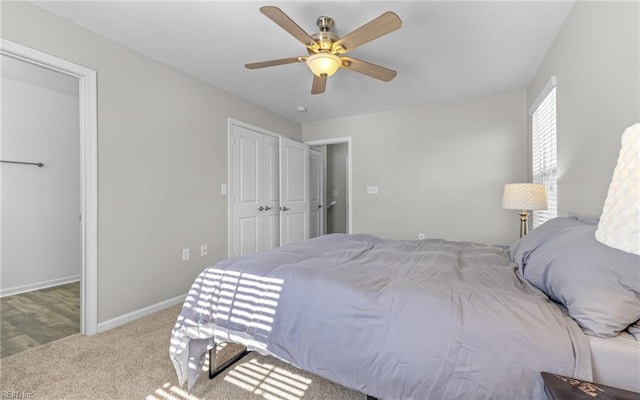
[509,216,640,338]
[509,216,583,267]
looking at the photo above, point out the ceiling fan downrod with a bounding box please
[316,16,334,32]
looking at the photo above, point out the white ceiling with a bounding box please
[34,1,575,124]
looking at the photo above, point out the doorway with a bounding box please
[306,137,352,235]
[0,39,98,338]
[0,54,81,357]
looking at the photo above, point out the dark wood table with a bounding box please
[541,372,640,400]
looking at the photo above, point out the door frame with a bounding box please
[304,137,353,234]
[0,39,98,335]
[227,118,282,258]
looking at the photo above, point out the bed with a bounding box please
[589,332,640,393]
[170,216,640,399]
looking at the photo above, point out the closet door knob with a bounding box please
[264,206,272,211]
[281,206,290,211]
[258,206,265,211]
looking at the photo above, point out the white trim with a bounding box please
[304,137,353,234]
[0,39,98,335]
[97,294,187,333]
[226,118,283,258]
[0,275,81,298]
[228,120,233,259]
[227,118,282,140]
[529,75,557,115]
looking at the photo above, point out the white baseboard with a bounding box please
[0,275,81,298]
[97,293,186,333]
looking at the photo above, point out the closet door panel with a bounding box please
[282,213,306,246]
[239,216,259,256]
[262,135,280,250]
[231,125,263,257]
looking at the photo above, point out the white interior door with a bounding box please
[309,147,324,238]
[280,137,310,246]
[231,125,262,257]
[262,135,280,251]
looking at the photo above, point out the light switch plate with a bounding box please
[366,186,378,195]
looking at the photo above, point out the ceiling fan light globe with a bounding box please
[306,53,341,77]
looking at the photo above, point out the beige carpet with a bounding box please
[0,304,365,400]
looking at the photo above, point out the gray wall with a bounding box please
[303,90,528,245]
[326,143,348,234]
[1,2,301,323]
[527,1,640,218]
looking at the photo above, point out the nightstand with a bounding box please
[541,372,640,400]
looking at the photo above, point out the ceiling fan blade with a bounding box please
[311,74,327,95]
[340,57,397,82]
[260,6,319,51]
[332,12,402,54]
[245,56,305,69]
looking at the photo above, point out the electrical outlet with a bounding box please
[418,233,426,240]
[200,244,208,257]
[366,186,378,194]
[182,248,190,261]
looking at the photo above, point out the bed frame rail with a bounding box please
[208,345,250,379]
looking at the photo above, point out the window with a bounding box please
[531,78,557,228]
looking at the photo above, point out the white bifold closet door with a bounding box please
[230,122,310,258]
[230,125,280,257]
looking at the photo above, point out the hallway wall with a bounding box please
[326,143,348,234]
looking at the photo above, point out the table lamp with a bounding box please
[502,183,548,238]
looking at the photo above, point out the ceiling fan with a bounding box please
[245,6,402,95]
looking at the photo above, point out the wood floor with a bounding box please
[0,281,80,358]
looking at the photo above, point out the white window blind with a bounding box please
[531,84,557,228]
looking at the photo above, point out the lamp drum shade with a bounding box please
[595,123,640,255]
[502,183,548,210]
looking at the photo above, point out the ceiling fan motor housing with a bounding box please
[312,16,339,52]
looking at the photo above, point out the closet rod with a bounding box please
[0,160,44,167]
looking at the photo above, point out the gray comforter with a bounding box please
[170,234,591,399]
